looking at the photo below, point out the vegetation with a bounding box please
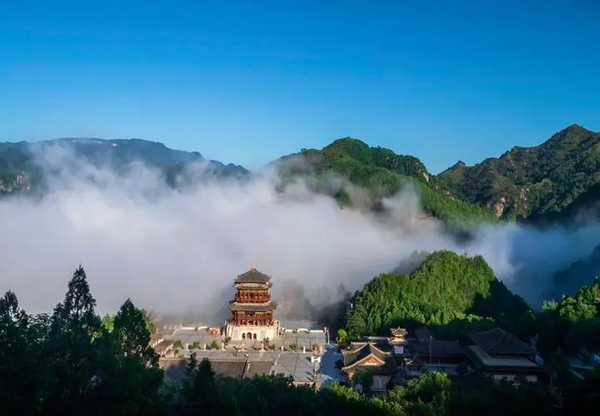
[439,124,600,220]
[0,138,248,196]
[2,263,600,414]
[536,278,600,357]
[548,244,600,300]
[342,251,531,340]
[277,138,497,229]
[0,266,163,415]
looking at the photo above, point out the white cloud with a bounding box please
[1,144,598,320]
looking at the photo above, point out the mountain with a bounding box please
[438,124,600,220]
[550,244,600,299]
[275,137,497,229]
[342,250,531,340]
[0,138,249,194]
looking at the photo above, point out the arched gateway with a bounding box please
[225,266,279,341]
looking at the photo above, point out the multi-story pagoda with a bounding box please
[225,266,279,341]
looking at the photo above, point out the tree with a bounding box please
[181,354,217,414]
[112,299,158,366]
[141,309,157,335]
[101,314,115,332]
[210,340,219,350]
[40,265,106,414]
[354,369,374,394]
[336,328,348,344]
[99,299,164,415]
[0,291,40,414]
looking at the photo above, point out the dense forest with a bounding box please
[439,124,600,221]
[1,265,599,415]
[341,250,600,357]
[276,138,497,230]
[340,251,533,341]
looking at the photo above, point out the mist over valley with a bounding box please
[2,127,600,319]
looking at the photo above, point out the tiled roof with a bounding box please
[467,327,535,356]
[211,361,247,378]
[415,340,465,357]
[244,361,275,378]
[341,343,396,374]
[159,357,275,382]
[465,346,541,372]
[235,267,272,284]
[414,327,434,343]
[154,340,174,353]
[228,301,278,312]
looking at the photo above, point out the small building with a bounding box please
[464,327,542,383]
[154,340,174,357]
[225,267,279,341]
[402,327,469,377]
[341,343,397,392]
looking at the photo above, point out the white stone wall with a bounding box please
[226,323,278,341]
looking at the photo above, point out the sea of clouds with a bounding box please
[1,143,599,320]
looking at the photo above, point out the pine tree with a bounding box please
[0,291,40,414]
[41,265,105,415]
[113,299,158,366]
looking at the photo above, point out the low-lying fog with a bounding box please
[1,143,599,322]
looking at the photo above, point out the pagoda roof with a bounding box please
[341,343,396,374]
[465,346,541,372]
[415,340,465,357]
[235,267,272,284]
[229,301,277,312]
[467,327,535,356]
[414,327,434,343]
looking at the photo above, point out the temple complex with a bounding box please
[225,266,279,341]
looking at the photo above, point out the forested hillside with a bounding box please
[3,264,598,415]
[438,124,600,220]
[341,251,532,341]
[536,279,600,357]
[277,138,497,229]
[549,245,600,299]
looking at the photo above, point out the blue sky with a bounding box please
[1,0,599,172]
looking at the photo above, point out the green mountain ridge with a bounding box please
[4,125,600,229]
[551,244,600,299]
[342,250,532,340]
[438,124,600,220]
[275,137,497,229]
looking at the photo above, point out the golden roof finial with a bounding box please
[251,262,257,270]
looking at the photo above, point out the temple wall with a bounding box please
[226,322,279,341]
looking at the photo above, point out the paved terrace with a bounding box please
[158,328,341,386]
[163,327,328,352]
[160,347,341,386]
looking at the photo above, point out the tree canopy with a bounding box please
[1,262,599,415]
[342,251,531,340]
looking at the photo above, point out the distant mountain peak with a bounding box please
[438,124,600,220]
[564,123,591,132]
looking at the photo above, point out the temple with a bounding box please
[225,266,279,341]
